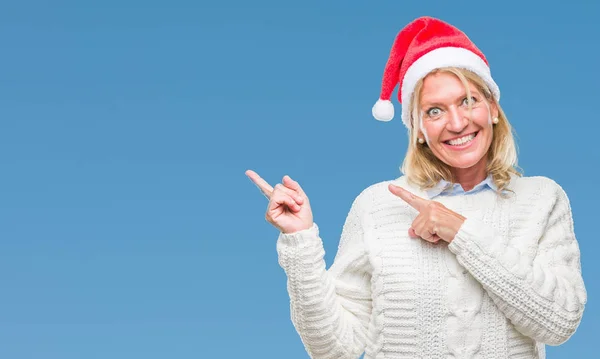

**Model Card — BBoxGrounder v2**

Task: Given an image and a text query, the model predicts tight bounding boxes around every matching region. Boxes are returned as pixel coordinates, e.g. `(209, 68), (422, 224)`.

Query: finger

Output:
(272, 191), (301, 213)
(419, 226), (434, 241)
(274, 184), (304, 205)
(416, 217), (436, 242)
(410, 213), (426, 238)
(409, 214), (439, 243)
(423, 227), (437, 242)
(409, 227), (439, 242)
(413, 214), (436, 242)
(388, 183), (429, 211)
(282, 175), (306, 197)
(246, 169), (274, 198)
(408, 227), (418, 238)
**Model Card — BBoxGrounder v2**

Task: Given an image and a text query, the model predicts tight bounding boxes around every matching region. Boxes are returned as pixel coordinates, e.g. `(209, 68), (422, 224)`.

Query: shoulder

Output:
(510, 174), (569, 200)
(509, 175), (573, 216)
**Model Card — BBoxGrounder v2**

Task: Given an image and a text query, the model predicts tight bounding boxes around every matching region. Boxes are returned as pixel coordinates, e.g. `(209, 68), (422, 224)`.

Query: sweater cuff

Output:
(448, 217), (492, 256)
(277, 223), (320, 247)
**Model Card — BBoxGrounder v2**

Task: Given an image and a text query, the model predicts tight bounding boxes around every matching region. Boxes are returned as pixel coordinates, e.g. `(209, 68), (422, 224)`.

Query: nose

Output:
(446, 106), (469, 132)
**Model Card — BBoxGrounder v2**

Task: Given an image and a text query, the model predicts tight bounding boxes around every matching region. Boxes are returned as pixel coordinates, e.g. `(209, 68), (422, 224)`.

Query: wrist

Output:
(448, 215), (466, 243)
(282, 222), (315, 234)
(278, 223), (319, 247)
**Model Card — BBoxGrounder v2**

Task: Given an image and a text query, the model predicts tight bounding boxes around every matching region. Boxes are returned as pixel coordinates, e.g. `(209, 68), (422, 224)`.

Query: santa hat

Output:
(372, 16), (500, 128)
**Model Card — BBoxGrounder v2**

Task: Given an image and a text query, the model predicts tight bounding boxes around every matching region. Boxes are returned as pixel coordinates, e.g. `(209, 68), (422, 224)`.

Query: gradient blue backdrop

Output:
(0, 1), (597, 358)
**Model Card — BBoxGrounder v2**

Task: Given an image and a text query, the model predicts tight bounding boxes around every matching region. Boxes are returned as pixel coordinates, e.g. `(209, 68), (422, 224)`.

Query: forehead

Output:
(420, 72), (480, 104)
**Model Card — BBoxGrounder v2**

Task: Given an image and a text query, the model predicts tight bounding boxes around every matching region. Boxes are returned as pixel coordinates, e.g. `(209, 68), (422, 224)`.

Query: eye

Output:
(461, 96), (478, 107)
(426, 107), (443, 119)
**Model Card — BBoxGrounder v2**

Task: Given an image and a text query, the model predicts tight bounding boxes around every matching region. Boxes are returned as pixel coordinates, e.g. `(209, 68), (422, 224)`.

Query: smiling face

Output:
(416, 70), (498, 177)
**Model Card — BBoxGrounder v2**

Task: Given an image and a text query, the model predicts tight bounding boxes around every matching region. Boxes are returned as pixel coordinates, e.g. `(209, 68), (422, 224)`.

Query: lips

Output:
(441, 131), (480, 151)
(443, 131), (478, 146)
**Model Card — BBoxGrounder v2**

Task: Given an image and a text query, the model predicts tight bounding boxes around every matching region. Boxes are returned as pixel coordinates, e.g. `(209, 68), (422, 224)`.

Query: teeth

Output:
(447, 133), (475, 146)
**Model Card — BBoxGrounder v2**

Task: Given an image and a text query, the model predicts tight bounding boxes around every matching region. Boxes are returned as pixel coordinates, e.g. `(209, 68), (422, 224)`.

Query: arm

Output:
(448, 182), (587, 345)
(276, 192), (372, 359)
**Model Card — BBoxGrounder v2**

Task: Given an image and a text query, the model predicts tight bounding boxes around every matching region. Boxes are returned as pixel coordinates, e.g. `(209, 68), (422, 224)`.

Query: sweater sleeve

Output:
(276, 193), (372, 359)
(447, 181), (587, 345)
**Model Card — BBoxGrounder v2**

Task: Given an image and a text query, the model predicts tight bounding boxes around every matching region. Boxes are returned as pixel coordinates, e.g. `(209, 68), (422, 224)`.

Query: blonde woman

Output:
(246, 16), (586, 359)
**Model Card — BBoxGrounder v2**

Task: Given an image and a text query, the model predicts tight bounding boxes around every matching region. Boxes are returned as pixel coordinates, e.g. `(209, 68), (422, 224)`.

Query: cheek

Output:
(472, 106), (492, 127)
(422, 122), (445, 141)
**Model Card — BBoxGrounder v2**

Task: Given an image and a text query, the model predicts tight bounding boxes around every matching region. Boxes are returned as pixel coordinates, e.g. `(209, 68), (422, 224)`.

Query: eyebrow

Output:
(421, 90), (482, 107)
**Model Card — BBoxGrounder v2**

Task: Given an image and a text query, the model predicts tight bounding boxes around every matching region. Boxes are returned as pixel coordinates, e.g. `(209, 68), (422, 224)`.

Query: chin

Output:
(438, 152), (486, 169)
(434, 136), (491, 170)
(446, 160), (482, 169)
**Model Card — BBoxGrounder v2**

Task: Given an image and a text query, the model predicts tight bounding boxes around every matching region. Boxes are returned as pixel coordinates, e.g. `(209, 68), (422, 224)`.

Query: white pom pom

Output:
(372, 99), (394, 122)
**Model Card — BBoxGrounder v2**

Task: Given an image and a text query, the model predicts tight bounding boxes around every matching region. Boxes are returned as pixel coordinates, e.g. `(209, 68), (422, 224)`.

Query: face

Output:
(417, 71), (498, 171)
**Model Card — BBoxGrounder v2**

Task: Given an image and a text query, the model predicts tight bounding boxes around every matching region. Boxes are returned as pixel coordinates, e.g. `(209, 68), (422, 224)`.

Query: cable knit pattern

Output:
(276, 175), (586, 359)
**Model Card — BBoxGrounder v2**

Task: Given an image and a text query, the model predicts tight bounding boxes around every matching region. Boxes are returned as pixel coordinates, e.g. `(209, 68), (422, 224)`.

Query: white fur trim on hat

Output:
(400, 47), (500, 129)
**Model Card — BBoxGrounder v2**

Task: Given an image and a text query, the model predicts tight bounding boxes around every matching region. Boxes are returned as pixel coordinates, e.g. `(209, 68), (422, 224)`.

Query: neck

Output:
(450, 157), (488, 192)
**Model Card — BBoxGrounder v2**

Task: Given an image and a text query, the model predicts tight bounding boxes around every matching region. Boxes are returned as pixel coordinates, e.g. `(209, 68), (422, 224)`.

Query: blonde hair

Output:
(401, 67), (522, 195)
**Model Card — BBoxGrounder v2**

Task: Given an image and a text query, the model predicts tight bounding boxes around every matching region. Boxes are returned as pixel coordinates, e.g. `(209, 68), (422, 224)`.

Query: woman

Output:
(245, 16), (586, 359)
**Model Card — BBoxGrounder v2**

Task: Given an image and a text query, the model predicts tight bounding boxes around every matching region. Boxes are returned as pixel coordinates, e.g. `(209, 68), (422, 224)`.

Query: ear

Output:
(490, 101), (499, 120)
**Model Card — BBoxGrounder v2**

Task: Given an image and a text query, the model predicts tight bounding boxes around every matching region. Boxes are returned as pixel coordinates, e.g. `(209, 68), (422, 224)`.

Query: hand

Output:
(388, 183), (466, 243)
(245, 169), (314, 234)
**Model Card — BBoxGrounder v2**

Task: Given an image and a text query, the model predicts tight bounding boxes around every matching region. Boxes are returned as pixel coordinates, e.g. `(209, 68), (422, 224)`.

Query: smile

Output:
(443, 131), (479, 148)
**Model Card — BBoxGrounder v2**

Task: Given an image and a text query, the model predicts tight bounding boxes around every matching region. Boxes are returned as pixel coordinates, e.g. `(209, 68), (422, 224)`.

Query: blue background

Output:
(0, 0), (597, 358)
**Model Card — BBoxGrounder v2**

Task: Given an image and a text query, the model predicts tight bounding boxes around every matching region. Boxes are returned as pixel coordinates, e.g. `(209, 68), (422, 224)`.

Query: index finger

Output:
(246, 169), (274, 198)
(388, 183), (428, 211)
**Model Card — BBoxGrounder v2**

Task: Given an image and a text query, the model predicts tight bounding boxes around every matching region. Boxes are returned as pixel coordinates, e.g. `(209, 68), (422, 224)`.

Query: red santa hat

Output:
(372, 16), (500, 128)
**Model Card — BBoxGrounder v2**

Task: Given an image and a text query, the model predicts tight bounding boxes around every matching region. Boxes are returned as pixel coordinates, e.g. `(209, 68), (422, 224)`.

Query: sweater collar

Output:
(425, 174), (497, 199)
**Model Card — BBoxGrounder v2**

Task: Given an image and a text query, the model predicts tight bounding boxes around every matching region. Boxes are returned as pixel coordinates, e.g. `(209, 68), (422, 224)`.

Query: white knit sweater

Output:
(276, 174), (587, 359)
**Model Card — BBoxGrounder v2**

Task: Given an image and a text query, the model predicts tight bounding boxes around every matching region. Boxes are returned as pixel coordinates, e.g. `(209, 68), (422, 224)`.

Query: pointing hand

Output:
(388, 183), (465, 243)
(246, 169), (314, 234)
